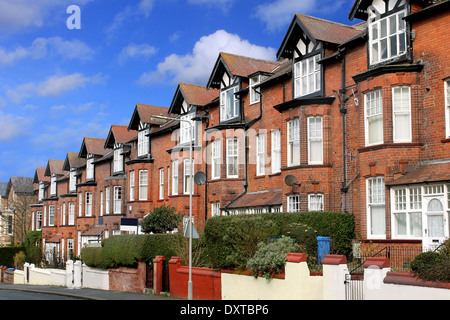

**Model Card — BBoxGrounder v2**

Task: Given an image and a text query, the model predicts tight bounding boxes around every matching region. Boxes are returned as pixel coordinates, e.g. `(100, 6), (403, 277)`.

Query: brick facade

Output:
(29, 0), (449, 261)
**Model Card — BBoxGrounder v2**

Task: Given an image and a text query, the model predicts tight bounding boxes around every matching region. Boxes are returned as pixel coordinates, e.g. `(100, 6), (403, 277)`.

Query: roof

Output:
(387, 161), (450, 186)
(79, 137), (109, 158)
(207, 52), (281, 89)
(104, 124), (138, 148)
(169, 82), (219, 115)
(128, 104), (170, 131)
(277, 13), (363, 59)
(226, 189), (282, 209)
(81, 226), (103, 236)
(45, 159), (65, 177)
(6, 177), (34, 195)
(63, 152), (85, 171)
(33, 167), (50, 183)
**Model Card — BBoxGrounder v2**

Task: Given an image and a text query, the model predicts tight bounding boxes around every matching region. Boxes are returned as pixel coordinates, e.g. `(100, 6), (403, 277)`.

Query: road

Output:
(0, 289), (80, 300)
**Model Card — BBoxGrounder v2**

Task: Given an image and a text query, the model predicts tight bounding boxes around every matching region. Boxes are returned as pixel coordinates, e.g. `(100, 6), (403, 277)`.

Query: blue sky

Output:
(0, 0), (359, 182)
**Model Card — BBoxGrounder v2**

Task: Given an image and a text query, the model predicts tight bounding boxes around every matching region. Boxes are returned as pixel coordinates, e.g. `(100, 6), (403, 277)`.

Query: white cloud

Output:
(118, 43), (158, 64)
(6, 73), (104, 104)
(0, 111), (33, 142)
(0, 36), (94, 66)
(138, 29), (276, 86)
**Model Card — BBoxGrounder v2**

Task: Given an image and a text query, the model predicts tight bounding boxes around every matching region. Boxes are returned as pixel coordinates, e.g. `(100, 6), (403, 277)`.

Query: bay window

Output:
(287, 119), (300, 166)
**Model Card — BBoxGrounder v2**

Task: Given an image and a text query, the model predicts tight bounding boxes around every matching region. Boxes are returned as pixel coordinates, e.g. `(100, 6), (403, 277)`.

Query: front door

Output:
(423, 197), (448, 251)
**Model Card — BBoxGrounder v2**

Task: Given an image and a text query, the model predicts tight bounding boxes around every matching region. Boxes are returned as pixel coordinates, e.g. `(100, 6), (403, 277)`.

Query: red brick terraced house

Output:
(28, 0), (449, 262)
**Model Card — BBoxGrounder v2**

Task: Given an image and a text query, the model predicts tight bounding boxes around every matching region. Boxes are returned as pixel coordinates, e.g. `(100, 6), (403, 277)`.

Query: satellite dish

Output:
(284, 175), (298, 186)
(194, 171), (207, 185)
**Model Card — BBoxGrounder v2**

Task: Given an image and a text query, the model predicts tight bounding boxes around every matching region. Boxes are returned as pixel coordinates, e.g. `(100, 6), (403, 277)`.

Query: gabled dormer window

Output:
(50, 175), (57, 197)
(138, 127), (150, 158)
(69, 169), (77, 193)
(113, 147), (124, 173)
(368, 8), (407, 66)
(86, 155), (94, 181)
(250, 75), (266, 105)
(39, 182), (45, 201)
(294, 54), (321, 98)
(220, 86), (239, 122)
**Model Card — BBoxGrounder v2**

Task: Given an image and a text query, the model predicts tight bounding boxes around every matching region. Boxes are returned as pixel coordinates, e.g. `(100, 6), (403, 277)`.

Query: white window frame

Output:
(78, 192), (82, 217)
(62, 203), (66, 225)
(139, 170), (148, 201)
(86, 155), (94, 181)
(113, 148), (123, 173)
(113, 186), (122, 214)
(105, 187), (110, 215)
(369, 9), (407, 65)
(308, 116), (323, 165)
(48, 205), (55, 226)
(308, 194), (324, 211)
(364, 90), (383, 146)
(138, 128), (150, 157)
(392, 86), (412, 143)
(294, 54), (321, 98)
(211, 140), (221, 180)
(172, 160), (179, 195)
(287, 118), (300, 166)
(256, 133), (266, 176)
(367, 177), (386, 239)
(226, 138), (239, 178)
(129, 171), (135, 201)
(391, 186), (423, 239)
(50, 175), (57, 197)
(85, 192), (92, 217)
(184, 160), (193, 195)
(250, 75), (262, 105)
(180, 112), (195, 145)
(36, 211), (42, 230)
(212, 202), (221, 217)
(68, 203), (75, 225)
(271, 130), (281, 174)
(100, 191), (104, 216)
(220, 86), (239, 122)
(159, 168), (164, 200)
(39, 182), (45, 201)
(445, 79), (450, 138)
(69, 169), (77, 193)
(287, 194), (301, 213)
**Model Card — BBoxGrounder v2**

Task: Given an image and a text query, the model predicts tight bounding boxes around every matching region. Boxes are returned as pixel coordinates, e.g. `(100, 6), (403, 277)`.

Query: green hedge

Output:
(204, 211), (355, 269)
(0, 247), (25, 268)
(81, 233), (177, 269)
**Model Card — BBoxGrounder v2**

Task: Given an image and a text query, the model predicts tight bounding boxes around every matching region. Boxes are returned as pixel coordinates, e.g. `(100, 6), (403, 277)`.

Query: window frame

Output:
(85, 192), (92, 217)
(368, 9), (407, 66)
(293, 54), (321, 98)
(184, 159), (193, 195)
(159, 168), (164, 200)
(287, 118), (300, 166)
(250, 75), (263, 105)
(138, 128), (150, 158)
(308, 194), (324, 211)
(113, 186), (122, 214)
(445, 79), (450, 138)
(226, 138), (239, 178)
(113, 147), (124, 173)
(364, 89), (384, 146)
(211, 140), (221, 180)
(220, 86), (239, 122)
(271, 129), (281, 174)
(366, 176), (386, 239)
(139, 170), (148, 201)
(287, 194), (301, 213)
(256, 133), (266, 176)
(392, 86), (412, 143)
(48, 205), (55, 226)
(172, 160), (179, 195)
(307, 116), (323, 165)
(129, 171), (135, 201)
(86, 155), (95, 181)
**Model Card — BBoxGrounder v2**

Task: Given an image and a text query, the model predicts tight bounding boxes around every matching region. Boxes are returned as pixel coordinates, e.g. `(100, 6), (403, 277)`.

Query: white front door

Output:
(423, 196), (448, 251)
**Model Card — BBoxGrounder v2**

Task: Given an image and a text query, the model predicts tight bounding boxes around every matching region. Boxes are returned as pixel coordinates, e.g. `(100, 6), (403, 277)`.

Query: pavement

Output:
(0, 283), (179, 300)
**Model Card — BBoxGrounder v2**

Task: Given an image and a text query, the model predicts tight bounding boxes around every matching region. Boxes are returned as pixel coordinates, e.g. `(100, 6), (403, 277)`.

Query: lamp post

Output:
(151, 114), (194, 300)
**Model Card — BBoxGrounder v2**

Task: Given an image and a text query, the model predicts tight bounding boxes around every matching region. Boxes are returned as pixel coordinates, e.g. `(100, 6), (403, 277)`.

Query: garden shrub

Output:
(141, 205), (182, 234)
(24, 231), (42, 265)
(246, 236), (302, 279)
(0, 247), (25, 268)
(410, 239), (450, 282)
(282, 222), (317, 258)
(204, 211), (354, 269)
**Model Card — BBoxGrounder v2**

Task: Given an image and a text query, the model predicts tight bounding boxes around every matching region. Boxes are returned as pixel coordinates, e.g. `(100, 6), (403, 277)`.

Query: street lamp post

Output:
(151, 115), (194, 300)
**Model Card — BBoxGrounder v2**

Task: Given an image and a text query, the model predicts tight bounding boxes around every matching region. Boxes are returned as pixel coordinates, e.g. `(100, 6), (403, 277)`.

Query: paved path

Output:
(0, 283), (178, 300)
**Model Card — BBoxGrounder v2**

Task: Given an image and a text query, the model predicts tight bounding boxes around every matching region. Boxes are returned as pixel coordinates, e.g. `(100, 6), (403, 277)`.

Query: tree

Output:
(141, 205), (182, 234)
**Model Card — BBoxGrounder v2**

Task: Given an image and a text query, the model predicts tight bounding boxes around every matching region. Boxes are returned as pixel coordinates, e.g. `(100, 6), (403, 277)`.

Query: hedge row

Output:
(0, 247), (25, 268)
(81, 233), (177, 269)
(204, 211), (355, 269)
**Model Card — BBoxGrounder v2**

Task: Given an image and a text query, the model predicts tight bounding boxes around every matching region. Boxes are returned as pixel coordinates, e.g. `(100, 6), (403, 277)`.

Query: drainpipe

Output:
(339, 49), (348, 213)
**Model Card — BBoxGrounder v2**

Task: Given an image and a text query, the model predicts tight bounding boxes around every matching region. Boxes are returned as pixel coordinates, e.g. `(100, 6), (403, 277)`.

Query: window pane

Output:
(410, 212), (423, 237)
(371, 205), (386, 235)
(396, 213), (407, 236)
